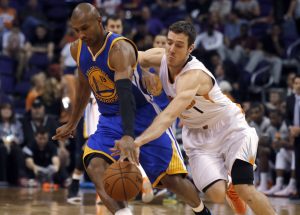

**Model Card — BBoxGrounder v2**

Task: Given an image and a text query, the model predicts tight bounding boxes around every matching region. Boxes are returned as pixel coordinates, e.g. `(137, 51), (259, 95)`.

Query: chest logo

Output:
(87, 66), (117, 103)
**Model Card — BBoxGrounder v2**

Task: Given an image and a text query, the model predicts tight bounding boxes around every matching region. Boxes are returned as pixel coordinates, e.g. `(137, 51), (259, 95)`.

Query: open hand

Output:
(110, 135), (140, 165)
(52, 124), (76, 141)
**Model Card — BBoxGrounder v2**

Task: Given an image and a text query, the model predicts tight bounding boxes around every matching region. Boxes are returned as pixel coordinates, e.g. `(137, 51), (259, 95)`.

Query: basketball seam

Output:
(103, 171), (140, 181)
(119, 162), (128, 201)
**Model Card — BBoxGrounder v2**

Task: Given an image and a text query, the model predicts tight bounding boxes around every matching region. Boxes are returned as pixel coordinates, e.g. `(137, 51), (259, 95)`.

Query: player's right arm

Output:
(52, 40), (91, 140)
(138, 48), (165, 72)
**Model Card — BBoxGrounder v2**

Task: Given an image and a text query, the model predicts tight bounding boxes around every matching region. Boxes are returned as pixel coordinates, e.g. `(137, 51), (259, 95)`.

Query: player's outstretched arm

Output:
(138, 48), (165, 72)
(135, 69), (212, 147)
(109, 40), (139, 164)
(53, 40), (91, 140)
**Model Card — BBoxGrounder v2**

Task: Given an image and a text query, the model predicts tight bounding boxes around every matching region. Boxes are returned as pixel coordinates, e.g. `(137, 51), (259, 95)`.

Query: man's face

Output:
(166, 31), (191, 67)
(153, 35), (167, 48)
(293, 77), (300, 95)
(250, 107), (263, 122)
(106, 19), (123, 35)
(71, 16), (102, 47)
(31, 105), (45, 120)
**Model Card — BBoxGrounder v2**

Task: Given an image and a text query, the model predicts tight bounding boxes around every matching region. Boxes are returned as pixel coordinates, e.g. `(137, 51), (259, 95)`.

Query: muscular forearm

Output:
(135, 112), (174, 146)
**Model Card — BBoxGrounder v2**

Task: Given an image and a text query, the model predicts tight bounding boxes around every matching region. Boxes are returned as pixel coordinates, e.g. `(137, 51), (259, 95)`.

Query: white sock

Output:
(260, 172), (268, 188)
(275, 177), (284, 186)
(72, 173), (82, 180)
(115, 207), (132, 215)
(192, 201), (204, 212)
(289, 178), (296, 187)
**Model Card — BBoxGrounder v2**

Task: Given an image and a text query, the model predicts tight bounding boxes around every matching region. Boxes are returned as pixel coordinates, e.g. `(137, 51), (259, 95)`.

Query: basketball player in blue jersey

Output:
(52, 3), (210, 215)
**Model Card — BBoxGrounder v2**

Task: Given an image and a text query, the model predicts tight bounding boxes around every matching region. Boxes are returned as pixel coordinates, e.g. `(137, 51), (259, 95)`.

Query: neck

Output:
(89, 30), (107, 55)
(168, 55), (190, 77)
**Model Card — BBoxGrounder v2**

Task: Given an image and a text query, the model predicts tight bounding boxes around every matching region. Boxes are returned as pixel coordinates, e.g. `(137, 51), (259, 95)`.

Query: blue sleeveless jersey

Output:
(78, 32), (187, 186)
(77, 32), (151, 115)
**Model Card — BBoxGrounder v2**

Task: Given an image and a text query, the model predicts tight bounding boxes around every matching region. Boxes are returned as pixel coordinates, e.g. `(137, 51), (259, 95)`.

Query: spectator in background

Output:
(23, 127), (67, 186)
(153, 34), (167, 48)
(41, 77), (63, 119)
(95, 0), (121, 16)
(104, 14), (123, 35)
(224, 10), (244, 41)
(286, 74), (300, 200)
(0, 0), (17, 33)
(0, 103), (25, 185)
(24, 24), (54, 67)
(195, 22), (224, 59)
(264, 110), (296, 197)
(22, 97), (58, 148)
(59, 21), (77, 75)
(265, 89), (284, 112)
(25, 72), (46, 112)
(234, 0), (260, 20)
(284, 0), (300, 36)
(209, 0), (232, 20)
(155, 0), (186, 26)
(140, 6), (165, 36)
(2, 23), (26, 80)
(286, 71), (296, 96)
(226, 23), (259, 65)
(248, 103), (271, 192)
(19, 0), (47, 40)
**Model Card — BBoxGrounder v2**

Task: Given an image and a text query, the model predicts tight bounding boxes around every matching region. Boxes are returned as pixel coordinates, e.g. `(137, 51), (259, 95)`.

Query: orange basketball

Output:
(103, 161), (143, 201)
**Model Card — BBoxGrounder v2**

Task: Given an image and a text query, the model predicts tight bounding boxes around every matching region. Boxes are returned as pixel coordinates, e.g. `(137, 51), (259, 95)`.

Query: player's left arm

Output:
(135, 69), (211, 147)
(109, 40), (139, 164)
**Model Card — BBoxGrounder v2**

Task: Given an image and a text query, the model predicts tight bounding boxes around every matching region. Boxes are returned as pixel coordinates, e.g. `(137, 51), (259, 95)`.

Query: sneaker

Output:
(226, 183), (247, 215)
(193, 205), (211, 215)
(256, 184), (268, 193)
(264, 184), (283, 196)
(150, 188), (169, 204)
(274, 185), (296, 197)
(67, 180), (82, 204)
(96, 194), (102, 204)
(142, 178), (154, 203)
(289, 193), (300, 202)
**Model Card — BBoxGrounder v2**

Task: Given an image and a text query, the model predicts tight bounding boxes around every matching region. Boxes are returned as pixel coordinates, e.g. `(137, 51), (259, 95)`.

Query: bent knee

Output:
(205, 182), (226, 203)
(234, 184), (256, 202)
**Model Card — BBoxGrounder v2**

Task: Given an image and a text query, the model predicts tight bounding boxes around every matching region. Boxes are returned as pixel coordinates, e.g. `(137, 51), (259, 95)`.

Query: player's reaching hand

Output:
(52, 123), (76, 141)
(111, 135), (140, 165)
(141, 70), (162, 96)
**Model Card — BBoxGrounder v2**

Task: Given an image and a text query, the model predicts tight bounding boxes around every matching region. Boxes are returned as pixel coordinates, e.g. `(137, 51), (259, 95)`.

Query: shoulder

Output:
(110, 39), (136, 54)
(70, 39), (81, 60)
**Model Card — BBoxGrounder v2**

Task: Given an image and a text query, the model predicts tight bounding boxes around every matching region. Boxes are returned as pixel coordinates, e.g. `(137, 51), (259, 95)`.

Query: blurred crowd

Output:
(0, 0), (300, 200)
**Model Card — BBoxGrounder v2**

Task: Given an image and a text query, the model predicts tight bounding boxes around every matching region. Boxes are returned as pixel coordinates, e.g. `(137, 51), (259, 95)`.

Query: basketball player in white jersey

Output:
(120, 21), (277, 215)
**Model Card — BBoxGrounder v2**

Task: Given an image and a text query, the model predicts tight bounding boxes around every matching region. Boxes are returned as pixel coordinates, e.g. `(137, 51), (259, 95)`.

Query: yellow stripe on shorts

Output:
(153, 141), (188, 187)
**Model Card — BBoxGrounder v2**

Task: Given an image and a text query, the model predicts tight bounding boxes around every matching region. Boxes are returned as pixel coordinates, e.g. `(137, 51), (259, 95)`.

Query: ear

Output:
(188, 44), (195, 54)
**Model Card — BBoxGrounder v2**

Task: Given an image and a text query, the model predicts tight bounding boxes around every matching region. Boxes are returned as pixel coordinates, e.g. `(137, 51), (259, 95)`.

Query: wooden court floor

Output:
(0, 187), (299, 215)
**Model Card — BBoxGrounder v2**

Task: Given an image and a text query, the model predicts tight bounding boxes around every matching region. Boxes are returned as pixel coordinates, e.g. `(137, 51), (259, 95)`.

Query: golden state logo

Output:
(87, 66), (118, 103)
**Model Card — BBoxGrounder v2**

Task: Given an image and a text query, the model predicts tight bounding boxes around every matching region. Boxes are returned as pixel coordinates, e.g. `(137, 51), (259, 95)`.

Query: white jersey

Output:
(159, 54), (243, 129)
(159, 54), (258, 191)
(84, 93), (100, 137)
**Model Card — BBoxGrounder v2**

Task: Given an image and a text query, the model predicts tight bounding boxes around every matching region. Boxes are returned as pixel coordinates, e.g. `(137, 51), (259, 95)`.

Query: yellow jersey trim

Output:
(152, 141), (188, 188)
(82, 144), (116, 170)
(76, 39), (82, 67)
(87, 32), (113, 62)
(107, 37), (138, 72)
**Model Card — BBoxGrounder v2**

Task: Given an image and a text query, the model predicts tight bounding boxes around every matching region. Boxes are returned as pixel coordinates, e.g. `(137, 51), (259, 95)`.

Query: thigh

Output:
(189, 153), (227, 192)
(140, 128), (187, 188)
(224, 125), (258, 173)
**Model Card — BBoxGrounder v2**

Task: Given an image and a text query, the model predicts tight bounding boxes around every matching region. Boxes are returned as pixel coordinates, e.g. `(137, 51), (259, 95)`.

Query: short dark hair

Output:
(104, 14), (122, 26)
(35, 126), (49, 136)
(168, 21), (196, 46)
